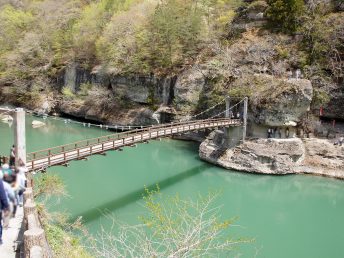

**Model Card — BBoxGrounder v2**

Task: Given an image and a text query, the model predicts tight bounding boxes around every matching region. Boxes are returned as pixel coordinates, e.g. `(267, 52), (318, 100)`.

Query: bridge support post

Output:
(224, 96), (231, 146)
(225, 96), (230, 118)
(14, 108), (26, 168)
(242, 97), (248, 143)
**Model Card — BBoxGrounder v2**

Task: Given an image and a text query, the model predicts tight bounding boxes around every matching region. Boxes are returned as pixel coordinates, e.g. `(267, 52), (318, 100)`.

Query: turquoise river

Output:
(1, 115), (344, 257)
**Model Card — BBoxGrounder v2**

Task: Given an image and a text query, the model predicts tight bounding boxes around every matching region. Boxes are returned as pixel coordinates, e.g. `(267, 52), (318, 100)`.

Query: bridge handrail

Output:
(27, 118), (238, 160)
(27, 118), (240, 161)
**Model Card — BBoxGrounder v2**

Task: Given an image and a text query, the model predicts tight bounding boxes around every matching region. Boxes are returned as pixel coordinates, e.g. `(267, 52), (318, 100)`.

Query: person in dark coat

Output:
(9, 145), (15, 167)
(0, 178), (10, 245)
(286, 127), (290, 138)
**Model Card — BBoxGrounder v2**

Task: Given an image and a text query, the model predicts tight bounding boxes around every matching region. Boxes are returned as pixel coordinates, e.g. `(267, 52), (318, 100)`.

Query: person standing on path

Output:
(9, 145), (15, 167)
(278, 128), (282, 138)
(0, 177), (10, 245)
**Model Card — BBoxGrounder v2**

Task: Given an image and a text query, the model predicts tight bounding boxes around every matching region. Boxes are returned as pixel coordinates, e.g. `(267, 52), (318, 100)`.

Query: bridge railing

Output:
(26, 118), (240, 163)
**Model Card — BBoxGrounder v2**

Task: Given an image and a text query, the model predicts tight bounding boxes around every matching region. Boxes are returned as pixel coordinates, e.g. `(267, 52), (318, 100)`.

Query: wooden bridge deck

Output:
(26, 118), (241, 171)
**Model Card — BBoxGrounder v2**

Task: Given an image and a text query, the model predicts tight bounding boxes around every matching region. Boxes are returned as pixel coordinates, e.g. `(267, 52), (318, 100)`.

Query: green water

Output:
(1, 116), (344, 257)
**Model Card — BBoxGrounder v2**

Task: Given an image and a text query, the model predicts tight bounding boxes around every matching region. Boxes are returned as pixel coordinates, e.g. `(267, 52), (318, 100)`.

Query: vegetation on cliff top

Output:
(0, 0), (241, 81)
(0, 0), (342, 116)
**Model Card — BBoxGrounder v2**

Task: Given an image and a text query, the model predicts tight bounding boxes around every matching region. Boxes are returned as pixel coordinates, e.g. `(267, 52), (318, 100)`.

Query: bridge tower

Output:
(225, 96), (248, 145)
(242, 97), (248, 143)
(14, 108), (26, 167)
(224, 96), (231, 146)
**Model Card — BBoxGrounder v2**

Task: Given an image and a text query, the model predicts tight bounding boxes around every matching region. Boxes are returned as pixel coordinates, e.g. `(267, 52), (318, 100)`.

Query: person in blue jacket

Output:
(0, 178), (10, 245)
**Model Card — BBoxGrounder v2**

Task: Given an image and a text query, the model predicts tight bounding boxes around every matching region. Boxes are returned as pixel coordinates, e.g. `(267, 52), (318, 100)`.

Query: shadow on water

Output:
(70, 163), (210, 223)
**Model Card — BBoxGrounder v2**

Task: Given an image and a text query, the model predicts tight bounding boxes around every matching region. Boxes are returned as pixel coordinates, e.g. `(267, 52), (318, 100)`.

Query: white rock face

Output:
(174, 68), (205, 110)
(200, 131), (305, 174)
(200, 130), (344, 178)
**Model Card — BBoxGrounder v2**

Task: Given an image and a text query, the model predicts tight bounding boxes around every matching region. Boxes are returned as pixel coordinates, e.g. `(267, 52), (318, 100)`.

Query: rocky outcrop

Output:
(59, 100), (158, 125)
(225, 74), (314, 127)
(59, 64), (176, 106)
(297, 138), (344, 178)
(54, 65), (180, 124)
(200, 130), (344, 178)
(109, 75), (176, 105)
(200, 130), (305, 174)
(174, 68), (206, 112)
(247, 75), (313, 126)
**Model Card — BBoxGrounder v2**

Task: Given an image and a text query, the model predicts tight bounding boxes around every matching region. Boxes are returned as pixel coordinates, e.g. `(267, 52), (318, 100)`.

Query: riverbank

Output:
(199, 130), (344, 180)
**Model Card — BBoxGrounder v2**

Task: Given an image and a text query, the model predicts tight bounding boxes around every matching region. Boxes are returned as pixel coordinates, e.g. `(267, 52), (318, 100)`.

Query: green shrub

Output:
(266, 0), (305, 33)
(62, 86), (75, 99)
(312, 88), (330, 108)
(276, 45), (289, 59)
(78, 83), (93, 97)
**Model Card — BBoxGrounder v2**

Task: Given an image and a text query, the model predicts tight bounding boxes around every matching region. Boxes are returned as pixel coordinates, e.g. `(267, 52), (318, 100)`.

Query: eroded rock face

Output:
(59, 65), (177, 106)
(59, 100), (158, 125)
(200, 130), (344, 178)
(248, 75), (313, 126)
(298, 138), (344, 177)
(110, 76), (176, 105)
(200, 131), (305, 174)
(174, 68), (206, 111)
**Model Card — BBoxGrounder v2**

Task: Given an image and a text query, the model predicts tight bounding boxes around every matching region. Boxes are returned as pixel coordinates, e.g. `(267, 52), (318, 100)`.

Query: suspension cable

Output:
(209, 98), (245, 119)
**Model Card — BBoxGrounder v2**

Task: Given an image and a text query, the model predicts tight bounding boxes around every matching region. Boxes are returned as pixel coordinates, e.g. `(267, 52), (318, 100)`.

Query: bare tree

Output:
(87, 189), (250, 258)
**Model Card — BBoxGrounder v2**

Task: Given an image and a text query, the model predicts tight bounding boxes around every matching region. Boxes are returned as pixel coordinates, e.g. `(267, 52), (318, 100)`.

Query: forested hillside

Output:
(0, 0), (239, 78)
(0, 0), (343, 125)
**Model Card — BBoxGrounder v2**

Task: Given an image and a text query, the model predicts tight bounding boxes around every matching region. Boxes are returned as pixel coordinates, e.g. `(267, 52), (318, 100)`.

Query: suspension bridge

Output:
(2, 97), (248, 172)
(1, 97), (247, 258)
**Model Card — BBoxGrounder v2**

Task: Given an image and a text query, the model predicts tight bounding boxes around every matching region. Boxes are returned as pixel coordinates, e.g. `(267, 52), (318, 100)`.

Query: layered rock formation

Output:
(200, 130), (344, 179)
(247, 75), (313, 126)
